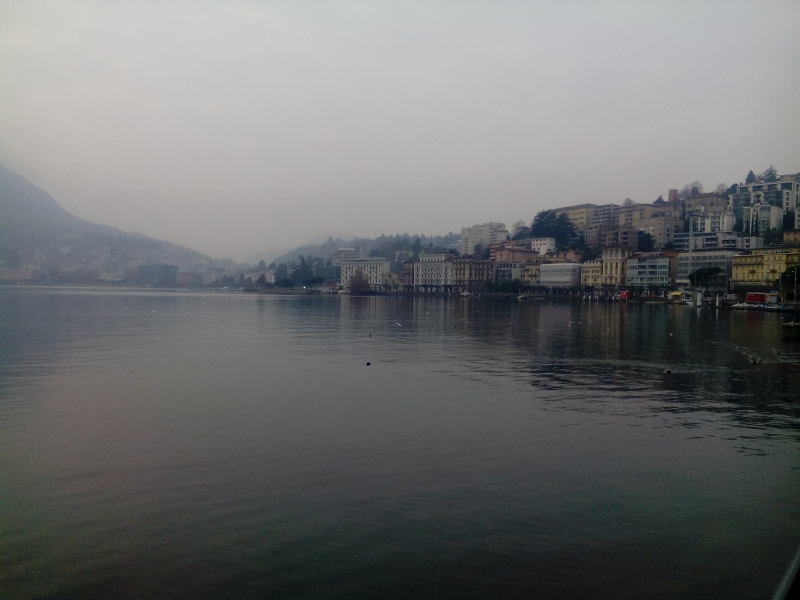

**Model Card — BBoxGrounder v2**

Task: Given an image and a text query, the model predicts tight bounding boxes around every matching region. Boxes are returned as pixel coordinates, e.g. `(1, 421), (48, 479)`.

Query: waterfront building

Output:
(0, 270), (36, 282)
(413, 253), (454, 292)
(601, 247), (634, 287)
(581, 261), (603, 289)
(453, 258), (493, 293)
(675, 249), (739, 288)
(460, 222), (509, 256)
(523, 263), (541, 286)
(539, 263), (582, 289)
(495, 262), (527, 283)
(341, 258), (389, 289)
(731, 246), (800, 291)
(626, 252), (677, 291)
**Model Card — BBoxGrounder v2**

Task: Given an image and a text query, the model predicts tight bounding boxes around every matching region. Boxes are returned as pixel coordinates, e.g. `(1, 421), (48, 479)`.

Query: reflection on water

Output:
(1, 288), (799, 599)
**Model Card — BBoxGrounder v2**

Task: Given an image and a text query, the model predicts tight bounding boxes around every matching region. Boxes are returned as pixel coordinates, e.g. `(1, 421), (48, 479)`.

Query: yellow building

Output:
(784, 230), (800, 244)
(581, 261), (602, 288)
(732, 247), (800, 289)
(523, 263), (541, 286)
(552, 204), (596, 232)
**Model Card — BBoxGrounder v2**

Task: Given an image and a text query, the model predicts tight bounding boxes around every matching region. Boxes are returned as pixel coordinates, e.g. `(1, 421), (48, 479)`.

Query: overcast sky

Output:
(2, 1), (799, 261)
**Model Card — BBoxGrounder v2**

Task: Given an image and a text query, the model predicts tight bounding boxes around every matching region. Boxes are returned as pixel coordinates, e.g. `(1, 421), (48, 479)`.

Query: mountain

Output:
(0, 163), (235, 279)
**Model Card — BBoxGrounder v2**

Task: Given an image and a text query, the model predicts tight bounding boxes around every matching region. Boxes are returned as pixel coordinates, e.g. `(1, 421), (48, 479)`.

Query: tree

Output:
(268, 262), (277, 270)
(531, 211), (576, 250)
(274, 263), (288, 282)
(688, 267), (722, 290)
(257, 260), (267, 271)
(653, 195), (665, 205)
(746, 170), (757, 184)
(291, 256), (314, 286)
(725, 183), (738, 196)
(306, 276), (325, 290)
(623, 198), (634, 206)
(349, 270), (372, 294)
(780, 266), (800, 300)
(276, 278), (293, 288)
(714, 183), (728, 195)
(411, 238), (422, 259)
(762, 166), (778, 183)
(763, 228), (782, 246)
(677, 181), (704, 199)
(637, 231), (655, 252)
(663, 241), (675, 251)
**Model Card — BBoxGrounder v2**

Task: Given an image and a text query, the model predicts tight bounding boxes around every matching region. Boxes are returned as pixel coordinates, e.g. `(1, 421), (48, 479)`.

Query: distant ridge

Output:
(0, 163), (234, 272)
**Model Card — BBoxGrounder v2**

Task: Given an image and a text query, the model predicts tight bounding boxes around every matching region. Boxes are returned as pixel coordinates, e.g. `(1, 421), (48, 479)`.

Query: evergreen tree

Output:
(762, 165), (778, 182)
(745, 170), (757, 184)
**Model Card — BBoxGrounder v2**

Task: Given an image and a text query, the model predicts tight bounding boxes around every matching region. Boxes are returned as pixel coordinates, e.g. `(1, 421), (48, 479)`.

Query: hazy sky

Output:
(2, 1), (799, 261)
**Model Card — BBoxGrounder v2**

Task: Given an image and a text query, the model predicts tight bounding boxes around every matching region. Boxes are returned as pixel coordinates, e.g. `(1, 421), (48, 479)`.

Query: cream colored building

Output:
(413, 253), (455, 292)
(732, 247), (800, 290)
(341, 258), (389, 289)
(601, 247), (634, 287)
(581, 261), (602, 288)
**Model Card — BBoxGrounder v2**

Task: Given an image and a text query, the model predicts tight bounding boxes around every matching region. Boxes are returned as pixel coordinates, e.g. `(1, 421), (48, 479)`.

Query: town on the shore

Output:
(258, 167), (800, 305)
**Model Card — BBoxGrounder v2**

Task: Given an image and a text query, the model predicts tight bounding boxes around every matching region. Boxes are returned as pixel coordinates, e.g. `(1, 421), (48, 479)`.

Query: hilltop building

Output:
(460, 223), (509, 256)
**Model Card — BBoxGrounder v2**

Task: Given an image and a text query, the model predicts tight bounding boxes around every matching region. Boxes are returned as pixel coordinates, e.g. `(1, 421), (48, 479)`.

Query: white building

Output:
(690, 209), (735, 233)
(676, 249), (739, 286)
(626, 253), (674, 289)
(530, 237), (556, 254)
(341, 258), (389, 289)
(413, 253), (454, 291)
(539, 263), (581, 288)
(460, 222), (509, 256)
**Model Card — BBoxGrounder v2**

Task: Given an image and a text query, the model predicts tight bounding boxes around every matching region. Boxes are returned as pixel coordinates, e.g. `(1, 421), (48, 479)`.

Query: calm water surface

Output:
(1, 287), (799, 599)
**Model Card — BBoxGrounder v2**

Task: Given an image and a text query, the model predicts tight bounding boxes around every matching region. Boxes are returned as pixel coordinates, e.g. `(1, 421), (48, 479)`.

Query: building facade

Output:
(731, 247), (800, 290)
(539, 263), (582, 288)
(460, 222), (509, 256)
(601, 247), (634, 287)
(626, 252), (676, 290)
(675, 249), (739, 288)
(413, 253), (454, 292)
(581, 261), (602, 289)
(341, 258), (389, 288)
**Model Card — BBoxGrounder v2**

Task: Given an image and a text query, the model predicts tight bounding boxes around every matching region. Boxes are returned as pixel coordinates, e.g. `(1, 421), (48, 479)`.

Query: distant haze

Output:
(2, 2), (799, 261)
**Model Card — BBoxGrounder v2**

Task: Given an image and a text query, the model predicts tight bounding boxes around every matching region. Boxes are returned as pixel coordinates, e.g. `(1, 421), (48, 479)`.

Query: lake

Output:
(1, 287), (798, 599)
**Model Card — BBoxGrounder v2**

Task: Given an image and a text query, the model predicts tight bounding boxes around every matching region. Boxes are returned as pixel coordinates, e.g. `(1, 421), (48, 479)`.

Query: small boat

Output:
(731, 303), (750, 309)
(460, 291), (472, 297)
